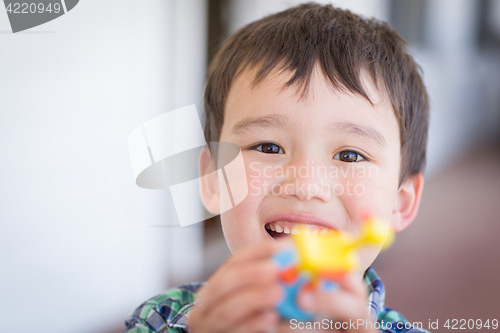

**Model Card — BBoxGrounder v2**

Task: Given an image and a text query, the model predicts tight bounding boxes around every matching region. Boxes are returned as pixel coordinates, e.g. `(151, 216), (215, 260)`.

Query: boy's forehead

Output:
(225, 64), (395, 127)
(228, 64), (392, 112)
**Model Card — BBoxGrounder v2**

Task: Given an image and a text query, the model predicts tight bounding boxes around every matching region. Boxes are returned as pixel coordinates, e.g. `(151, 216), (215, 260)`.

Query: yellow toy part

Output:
(292, 216), (394, 283)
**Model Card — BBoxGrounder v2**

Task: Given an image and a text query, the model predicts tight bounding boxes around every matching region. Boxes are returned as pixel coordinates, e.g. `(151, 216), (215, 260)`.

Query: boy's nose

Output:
(274, 157), (334, 202)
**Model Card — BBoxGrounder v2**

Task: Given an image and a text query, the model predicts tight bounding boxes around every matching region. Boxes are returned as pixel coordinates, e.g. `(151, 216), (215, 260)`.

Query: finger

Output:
(232, 310), (280, 333)
(195, 259), (279, 315)
(315, 289), (370, 322)
(196, 240), (287, 312)
(203, 282), (282, 332)
(335, 273), (367, 300)
(296, 278), (369, 322)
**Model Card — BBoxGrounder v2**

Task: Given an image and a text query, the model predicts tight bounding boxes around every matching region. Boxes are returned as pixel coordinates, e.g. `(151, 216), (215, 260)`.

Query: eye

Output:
(333, 150), (366, 162)
(251, 142), (285, 154)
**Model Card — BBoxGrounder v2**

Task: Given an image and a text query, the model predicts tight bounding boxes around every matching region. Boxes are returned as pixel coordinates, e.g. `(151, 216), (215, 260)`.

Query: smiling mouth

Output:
(265, 221), (334, 239)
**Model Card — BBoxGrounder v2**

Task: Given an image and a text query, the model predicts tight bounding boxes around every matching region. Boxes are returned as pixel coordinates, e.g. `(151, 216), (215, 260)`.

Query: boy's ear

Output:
(391, 173), (425, 232)
(199, 146), (221, 215)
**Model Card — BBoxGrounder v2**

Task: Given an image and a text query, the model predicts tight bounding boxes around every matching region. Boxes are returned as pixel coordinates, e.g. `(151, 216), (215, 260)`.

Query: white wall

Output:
(0, 1), (206, 332)
(226, 0), (389, 35)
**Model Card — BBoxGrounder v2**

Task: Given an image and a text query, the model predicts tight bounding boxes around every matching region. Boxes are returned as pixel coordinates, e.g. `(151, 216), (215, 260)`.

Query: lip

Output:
(264, 211), (336, 230)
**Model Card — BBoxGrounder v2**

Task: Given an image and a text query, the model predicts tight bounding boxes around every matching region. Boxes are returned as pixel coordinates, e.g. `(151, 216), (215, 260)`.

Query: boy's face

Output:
(215, 65), (401, 273)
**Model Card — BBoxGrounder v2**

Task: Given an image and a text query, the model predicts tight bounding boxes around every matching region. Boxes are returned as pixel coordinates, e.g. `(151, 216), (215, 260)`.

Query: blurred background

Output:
(0, 1), (499, 332)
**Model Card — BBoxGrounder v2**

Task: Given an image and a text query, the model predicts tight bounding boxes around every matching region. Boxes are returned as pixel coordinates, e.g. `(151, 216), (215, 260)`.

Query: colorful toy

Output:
(272, 216), (395, 321)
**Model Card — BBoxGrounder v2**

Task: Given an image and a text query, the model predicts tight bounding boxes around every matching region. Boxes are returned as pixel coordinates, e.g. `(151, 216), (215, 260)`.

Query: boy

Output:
(124, 3), (429, 333)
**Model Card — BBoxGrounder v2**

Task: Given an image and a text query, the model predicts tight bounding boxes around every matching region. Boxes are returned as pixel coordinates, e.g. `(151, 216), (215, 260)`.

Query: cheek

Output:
(220, 205), (256, 253)
(337, 164), (398, 223)
(220, 161), (271, 251)
(246, 159), (283, 197)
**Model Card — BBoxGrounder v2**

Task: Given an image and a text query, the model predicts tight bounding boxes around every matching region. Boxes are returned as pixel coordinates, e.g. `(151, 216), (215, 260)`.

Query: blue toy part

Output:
(319, 278), (339, 292)
(272, 247), (315, 321)
(276, 273), (315, 321)
(272, 247), (297, 269)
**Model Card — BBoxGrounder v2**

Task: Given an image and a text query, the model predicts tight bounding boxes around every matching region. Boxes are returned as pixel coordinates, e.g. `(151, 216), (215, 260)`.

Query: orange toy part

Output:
(279, 266), (299, 283)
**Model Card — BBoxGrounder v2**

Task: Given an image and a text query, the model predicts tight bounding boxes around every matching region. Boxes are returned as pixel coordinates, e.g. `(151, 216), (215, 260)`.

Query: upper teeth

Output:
(265, 221), (332, 235)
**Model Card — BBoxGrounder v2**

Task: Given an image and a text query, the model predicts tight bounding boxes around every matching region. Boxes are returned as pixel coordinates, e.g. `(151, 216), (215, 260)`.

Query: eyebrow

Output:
(231, 114), (290, 135)
(231, 113), (386, 147)
(328, 121), (386, 147)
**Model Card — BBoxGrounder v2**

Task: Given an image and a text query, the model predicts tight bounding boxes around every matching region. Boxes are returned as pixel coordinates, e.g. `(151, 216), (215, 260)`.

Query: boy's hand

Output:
(277, 272), (377, 333)
(188, 241), (284, 333)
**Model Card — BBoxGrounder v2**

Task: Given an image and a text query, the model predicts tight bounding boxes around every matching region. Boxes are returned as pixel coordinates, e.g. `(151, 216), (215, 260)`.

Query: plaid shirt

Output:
(123, 266), (430, 333)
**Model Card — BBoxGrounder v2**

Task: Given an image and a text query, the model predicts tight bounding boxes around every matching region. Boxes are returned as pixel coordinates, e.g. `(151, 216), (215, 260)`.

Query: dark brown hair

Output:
(203, 2), (429, 185)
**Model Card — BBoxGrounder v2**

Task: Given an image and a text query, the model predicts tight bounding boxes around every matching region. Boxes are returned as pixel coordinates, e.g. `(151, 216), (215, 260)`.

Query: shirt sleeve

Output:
(123, 283), (203, 333)
(378, 307), (432, 333)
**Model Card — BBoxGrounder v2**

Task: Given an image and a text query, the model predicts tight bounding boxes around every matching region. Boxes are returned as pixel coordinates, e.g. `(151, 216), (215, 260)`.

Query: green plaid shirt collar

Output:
(124, 266), (429, 333)
(364, 267), (430, 332)
(365, 265), (387, 321)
